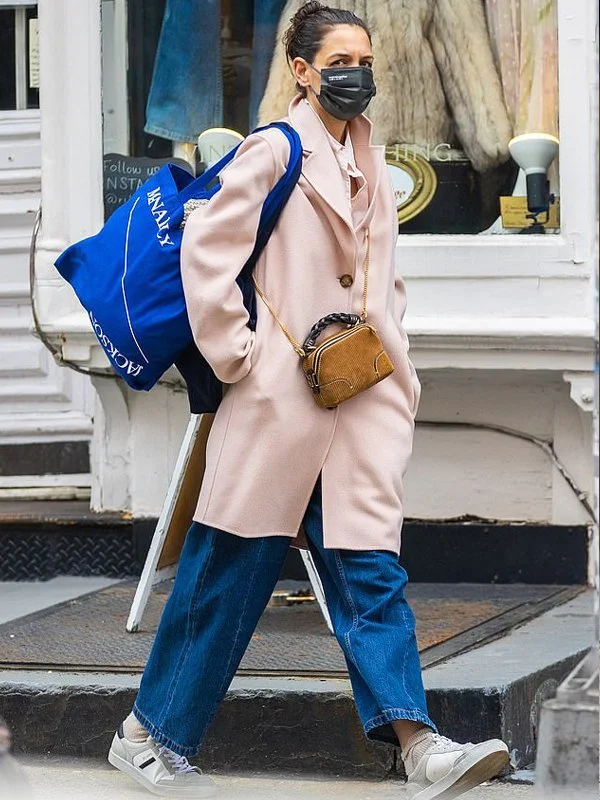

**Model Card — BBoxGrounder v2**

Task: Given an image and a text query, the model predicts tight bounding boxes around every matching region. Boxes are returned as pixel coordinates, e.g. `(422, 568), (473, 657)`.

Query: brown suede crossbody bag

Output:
(253, 230), (394, 409)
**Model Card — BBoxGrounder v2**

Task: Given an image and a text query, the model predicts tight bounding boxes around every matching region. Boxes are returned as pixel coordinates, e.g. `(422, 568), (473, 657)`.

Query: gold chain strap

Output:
(251, 279), (306, 356)
(252, 228), (371, 358)
(361, 228), (370, 323)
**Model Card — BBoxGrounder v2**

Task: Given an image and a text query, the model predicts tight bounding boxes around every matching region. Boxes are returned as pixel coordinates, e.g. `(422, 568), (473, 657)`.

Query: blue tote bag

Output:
(54, 122), (302, 412)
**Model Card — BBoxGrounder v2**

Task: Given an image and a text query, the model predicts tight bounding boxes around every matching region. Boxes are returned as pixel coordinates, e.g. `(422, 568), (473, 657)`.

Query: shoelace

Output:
(158, 745), (198, 775)
(429, 733), (474, 752)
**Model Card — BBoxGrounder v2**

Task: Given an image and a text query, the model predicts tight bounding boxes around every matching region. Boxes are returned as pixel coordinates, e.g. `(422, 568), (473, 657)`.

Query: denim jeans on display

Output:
(144, 0), (223, 142)
(249, 0), (288, 129)
(133, 479), (437, 757)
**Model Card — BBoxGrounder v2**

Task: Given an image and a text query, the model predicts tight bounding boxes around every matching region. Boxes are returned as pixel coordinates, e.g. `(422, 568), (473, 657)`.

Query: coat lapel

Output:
(300, 147), (352, 229)
(287, 96), (386, 248)
(288, 97), (354, 243)
(354, 143), (385, 231)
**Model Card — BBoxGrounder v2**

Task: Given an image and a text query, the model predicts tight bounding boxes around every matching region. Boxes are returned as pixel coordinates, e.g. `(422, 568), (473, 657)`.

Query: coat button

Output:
(339, 274), (354, 288)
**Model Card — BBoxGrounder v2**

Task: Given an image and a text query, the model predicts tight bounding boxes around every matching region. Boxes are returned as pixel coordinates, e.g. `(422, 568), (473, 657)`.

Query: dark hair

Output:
(283, 2), (372, 95)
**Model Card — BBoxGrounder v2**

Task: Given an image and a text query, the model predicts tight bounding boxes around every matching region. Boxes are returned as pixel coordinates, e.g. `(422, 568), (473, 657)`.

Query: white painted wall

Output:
(0, 109), (93, 458)
(90, 378), (189, 516)
(405, 371), (592, 525)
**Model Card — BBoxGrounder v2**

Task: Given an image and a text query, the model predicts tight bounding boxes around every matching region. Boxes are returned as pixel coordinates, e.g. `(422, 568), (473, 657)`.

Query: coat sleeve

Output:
(180, 132), (289, 384)
(429, 0), (513, 172)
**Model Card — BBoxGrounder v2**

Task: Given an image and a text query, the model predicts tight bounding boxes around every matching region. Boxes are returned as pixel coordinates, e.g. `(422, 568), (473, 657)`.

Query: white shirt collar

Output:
(326, 128), (356, 167)
(302, 98), (356, 166)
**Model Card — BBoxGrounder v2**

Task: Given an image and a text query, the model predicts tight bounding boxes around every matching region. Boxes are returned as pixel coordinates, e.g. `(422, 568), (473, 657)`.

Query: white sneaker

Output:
(404, 733), (509, 799)
(108, 724), (217, 797)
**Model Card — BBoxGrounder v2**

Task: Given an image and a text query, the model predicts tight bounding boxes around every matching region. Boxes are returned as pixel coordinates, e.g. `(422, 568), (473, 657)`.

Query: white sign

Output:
(29, 18), (39, 89)
(387, 162), (416, 211)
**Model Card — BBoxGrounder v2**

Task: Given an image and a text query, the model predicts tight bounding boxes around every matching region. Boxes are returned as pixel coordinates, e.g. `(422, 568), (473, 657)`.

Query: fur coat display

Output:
(258, 0), (513, 172)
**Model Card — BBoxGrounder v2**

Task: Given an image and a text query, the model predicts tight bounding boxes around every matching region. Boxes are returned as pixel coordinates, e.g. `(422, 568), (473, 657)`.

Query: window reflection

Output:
(101, 0), (560, 234)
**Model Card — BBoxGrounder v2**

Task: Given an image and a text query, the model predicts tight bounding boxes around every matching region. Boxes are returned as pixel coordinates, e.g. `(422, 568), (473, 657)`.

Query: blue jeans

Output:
(133, 480), (437, 756)
(249, 0), (288, 129)
(145, 0), (287, 139)
(145, 0), (223, 142)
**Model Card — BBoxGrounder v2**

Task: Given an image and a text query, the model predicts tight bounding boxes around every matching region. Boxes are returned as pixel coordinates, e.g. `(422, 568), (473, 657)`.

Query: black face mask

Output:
(308, 64), (376, 121)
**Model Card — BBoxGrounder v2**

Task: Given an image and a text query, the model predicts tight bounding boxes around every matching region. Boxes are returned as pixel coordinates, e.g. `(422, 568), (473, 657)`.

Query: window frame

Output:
(0, 0), (38, 112)
(395, 0), (596, 283)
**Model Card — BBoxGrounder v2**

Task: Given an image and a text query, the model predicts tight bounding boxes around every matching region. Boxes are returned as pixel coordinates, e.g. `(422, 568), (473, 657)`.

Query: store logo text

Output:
(90, 312), (144, 377)
(147, 187), (174, 247)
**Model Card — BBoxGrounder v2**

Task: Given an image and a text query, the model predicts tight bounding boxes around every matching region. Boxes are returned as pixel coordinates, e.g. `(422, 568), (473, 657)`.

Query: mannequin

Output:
(259, 0), (513, 173)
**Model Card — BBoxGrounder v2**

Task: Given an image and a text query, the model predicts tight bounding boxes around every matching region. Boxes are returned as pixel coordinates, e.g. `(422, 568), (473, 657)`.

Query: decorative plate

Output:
(385, 147), (438, 224)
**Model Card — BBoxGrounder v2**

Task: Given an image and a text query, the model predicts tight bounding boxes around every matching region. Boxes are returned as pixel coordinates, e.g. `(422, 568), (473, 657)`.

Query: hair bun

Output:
(291, 1), (326, 25)
(283, 1), (370, 77)
(284, 2), (327, 55)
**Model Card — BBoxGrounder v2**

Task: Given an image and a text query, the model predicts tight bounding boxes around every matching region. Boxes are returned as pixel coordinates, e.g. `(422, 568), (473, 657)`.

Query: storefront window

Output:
(100, 0), (560, 234)
(0, 1), (39, 111)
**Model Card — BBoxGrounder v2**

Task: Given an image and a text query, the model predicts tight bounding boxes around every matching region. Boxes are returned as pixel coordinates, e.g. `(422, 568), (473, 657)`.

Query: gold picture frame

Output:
(385, 147), (438, 224)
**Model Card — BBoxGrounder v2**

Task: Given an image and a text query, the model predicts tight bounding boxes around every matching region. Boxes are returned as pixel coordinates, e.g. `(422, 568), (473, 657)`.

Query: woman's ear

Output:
(291, 57), (313, 92)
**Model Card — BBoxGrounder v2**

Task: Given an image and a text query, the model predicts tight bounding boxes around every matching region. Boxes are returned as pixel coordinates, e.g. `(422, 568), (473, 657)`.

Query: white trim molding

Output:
(408, 316), (595, 372)
(0, 473), (91, 489)
(0, 111), (41, 192)
(0, 487), (91, 501)
(33, 0), (103, 336)
(0, 411), (93, 443)
(563, 372), (596, 413)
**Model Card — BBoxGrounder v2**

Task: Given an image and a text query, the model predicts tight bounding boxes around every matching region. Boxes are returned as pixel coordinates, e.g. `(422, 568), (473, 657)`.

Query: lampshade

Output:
(197, 127), (244, 168)
(508, 133), (559, 175)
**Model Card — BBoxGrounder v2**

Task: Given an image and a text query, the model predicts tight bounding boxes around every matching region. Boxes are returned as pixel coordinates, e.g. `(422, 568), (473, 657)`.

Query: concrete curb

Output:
(534, 650), (599, 798)
(0, 592), (593, 778)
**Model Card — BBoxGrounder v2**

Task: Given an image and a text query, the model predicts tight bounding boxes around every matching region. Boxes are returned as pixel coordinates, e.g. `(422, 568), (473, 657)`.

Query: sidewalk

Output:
(0, 574), (593, 780)
(15, 755), (536, 800)
(0, 576), (120, 625)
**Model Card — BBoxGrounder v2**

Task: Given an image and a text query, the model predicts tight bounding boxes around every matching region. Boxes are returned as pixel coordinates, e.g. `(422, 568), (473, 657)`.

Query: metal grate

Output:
(0, 532), (136, 580)
(0, 581), (583, 676)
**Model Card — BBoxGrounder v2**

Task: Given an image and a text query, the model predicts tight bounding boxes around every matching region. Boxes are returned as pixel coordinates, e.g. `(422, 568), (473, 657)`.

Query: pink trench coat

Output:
(180, 95), (421, 553)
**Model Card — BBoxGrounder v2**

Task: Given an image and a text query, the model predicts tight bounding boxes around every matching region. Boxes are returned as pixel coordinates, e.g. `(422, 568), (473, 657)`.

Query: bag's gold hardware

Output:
(253, 230), (392, 408)
(339, 274), (353, 288)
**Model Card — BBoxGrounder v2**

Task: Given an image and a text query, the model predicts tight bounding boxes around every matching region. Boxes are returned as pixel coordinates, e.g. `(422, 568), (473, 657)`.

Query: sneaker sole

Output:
(108, 745), (217, 798)
(410, 741), (510, 800)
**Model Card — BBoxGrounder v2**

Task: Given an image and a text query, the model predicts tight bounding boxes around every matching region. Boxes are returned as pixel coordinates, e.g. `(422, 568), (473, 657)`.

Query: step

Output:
(0, 501), (155, 580)
(0, 500), (589, 583)
(0, 591), (592, 778)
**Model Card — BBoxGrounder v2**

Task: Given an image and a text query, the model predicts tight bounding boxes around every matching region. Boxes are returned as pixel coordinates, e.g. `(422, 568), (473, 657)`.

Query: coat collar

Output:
(286, 95), (385, 239)
(288, 93), (375, 154)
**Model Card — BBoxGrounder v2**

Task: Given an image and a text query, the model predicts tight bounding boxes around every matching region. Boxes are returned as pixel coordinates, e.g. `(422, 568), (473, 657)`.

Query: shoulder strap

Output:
(178, 121), (302, 271)
(241, 121), (303, 276)
(177, 139), (240, 206)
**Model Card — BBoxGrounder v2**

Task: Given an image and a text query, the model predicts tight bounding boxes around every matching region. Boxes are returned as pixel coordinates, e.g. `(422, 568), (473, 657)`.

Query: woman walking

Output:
(108, 4), (510, 797)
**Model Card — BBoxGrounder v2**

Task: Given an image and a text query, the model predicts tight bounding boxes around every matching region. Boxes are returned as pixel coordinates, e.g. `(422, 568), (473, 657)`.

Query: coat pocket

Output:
(407, 357), (421, 417)
(385, 315), (421, 417)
